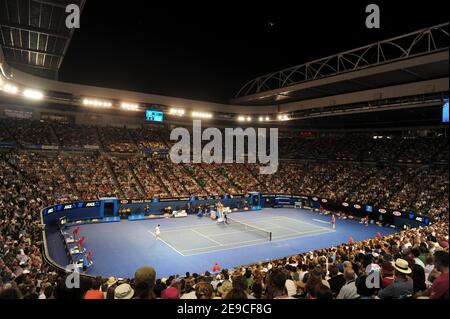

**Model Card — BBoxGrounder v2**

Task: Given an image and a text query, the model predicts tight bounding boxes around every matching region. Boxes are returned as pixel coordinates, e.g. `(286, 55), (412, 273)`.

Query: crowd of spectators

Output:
(52, 123), (99, 149)
(1, 217), (447, 299)
(2, 119), (58, 146)
(98, 126), (138, 153)
(0, 119), (448, 300)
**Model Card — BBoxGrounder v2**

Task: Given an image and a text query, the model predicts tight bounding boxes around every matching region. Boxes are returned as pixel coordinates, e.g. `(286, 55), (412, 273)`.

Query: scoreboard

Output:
(146, 109), (164, 122)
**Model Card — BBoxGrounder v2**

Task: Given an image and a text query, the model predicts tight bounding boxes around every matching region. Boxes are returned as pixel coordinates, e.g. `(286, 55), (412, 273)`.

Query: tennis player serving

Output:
(155, 224), (161, 240)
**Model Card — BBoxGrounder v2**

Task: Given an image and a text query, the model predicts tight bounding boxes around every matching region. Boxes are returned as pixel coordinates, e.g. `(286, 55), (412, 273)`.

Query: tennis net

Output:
(227, 217), (272, 241)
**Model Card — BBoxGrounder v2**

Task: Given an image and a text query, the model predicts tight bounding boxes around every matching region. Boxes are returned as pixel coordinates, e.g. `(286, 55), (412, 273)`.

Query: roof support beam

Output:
(2, 44), (63, 58)
(31, 0), (69, 9)
(0, 21), (69, 39)
(8, 60), (57, 71)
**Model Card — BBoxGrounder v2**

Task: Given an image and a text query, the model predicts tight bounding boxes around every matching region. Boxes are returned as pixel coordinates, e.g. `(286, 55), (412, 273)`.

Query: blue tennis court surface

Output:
(51, 208), (399, 278)
(149, 216), (334, 256)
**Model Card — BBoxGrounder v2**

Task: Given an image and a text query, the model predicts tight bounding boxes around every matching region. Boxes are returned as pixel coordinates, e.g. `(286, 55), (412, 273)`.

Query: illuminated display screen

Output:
(146, 110), (164, 122)
(443, 97), (449, 123)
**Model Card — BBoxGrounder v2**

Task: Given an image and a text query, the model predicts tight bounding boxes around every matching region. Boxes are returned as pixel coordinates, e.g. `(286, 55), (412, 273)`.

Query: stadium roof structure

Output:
(232, 23), (449, 106)
(0, 0), (85, 80)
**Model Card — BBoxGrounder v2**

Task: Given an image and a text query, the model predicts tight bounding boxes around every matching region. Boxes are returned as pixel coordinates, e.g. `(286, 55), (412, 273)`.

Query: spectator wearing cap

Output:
(114, 283), (134, 299)
(378, 258), (413, 299)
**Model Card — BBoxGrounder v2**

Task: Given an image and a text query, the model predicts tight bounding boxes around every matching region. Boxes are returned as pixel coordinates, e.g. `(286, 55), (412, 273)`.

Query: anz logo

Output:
(86, 202), (96, 207)
(63, 204), (74, 210)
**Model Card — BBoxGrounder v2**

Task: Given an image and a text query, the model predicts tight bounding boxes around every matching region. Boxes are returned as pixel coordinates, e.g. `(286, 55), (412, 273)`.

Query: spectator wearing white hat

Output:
(114, 283), (134, 299)
(378, 258), (413, 299)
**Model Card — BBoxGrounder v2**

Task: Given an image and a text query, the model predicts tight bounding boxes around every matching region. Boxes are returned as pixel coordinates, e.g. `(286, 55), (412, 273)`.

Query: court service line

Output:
(191, 229), (223, 246)
(313, 219), (331, 224)
(261, 220), (318, 235)
(147, 230), (185, 257)
(281, 216), (331, 231)
(153, 216), (289, 233)
(180, 228), (335, 256)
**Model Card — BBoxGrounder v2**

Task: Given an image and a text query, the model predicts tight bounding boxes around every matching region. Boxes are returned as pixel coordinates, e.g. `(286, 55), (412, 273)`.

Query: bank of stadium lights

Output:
(83, 98), (112, 108)
(258, 116), (271, 122)
(278, 114), (289, 121)
(120, 102), (140, 111)
(169, 108), (185, 116)
(191, 111), (212, 119)
(1, 83), (18, 95)
(23, 89), (44, 100)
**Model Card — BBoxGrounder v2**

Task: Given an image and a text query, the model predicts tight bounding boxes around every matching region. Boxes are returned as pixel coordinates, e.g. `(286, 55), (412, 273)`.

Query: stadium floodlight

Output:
(169, 108), (185, 116)
(265, 116), (270, 121)
(121, 102), (139, 111)
(191, 111), (212, 119)
(237, 116), (245, 122)
(2, 83), (18, 95)
(246, 117), (252, 122)
(83, 98), (112, 108)
(23, 89), (44, 100)
(278, 114), (289, 121)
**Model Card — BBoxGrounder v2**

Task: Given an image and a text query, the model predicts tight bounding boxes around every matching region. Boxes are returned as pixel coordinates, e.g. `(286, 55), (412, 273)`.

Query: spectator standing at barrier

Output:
(331, 214), (336, 229)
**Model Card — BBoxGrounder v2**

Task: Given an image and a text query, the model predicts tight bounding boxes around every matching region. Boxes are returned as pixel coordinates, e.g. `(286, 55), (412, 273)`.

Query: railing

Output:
(235, 23), (449, 98)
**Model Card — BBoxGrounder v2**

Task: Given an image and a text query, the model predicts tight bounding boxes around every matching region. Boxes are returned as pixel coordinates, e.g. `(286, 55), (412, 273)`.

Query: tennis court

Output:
(148, 215), (335, 256)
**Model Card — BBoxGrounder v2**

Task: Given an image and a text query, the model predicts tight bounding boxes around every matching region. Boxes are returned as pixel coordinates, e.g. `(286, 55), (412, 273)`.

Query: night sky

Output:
(59, 1), (448, 103)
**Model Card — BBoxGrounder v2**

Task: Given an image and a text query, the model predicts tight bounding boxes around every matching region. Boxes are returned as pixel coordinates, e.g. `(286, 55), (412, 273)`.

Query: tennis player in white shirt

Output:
(155, 224), (161, 240)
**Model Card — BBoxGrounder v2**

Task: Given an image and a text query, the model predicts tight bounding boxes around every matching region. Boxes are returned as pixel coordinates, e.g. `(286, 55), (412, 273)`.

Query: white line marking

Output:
(181, 229), (334, 253)
(181, 228), (336, 256)
(281, 216), (331, 230)
(191, 229), (223, 246)
(261, 220), (310, 234)
(313, 219), (331, 224)
(147, 230), (185, 256)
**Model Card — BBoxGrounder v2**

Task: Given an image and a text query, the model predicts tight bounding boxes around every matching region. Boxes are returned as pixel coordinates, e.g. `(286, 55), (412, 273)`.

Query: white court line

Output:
(147, 230), (185, 257)
(154, 216), (289, 233)
(280, 216), (331, 231)
(261, 220), (314, 235)
(180, 228), (336, 256)
(181, 228), (334, 253)
(313, 219), (331, 224)
(191, 229), (223, 246)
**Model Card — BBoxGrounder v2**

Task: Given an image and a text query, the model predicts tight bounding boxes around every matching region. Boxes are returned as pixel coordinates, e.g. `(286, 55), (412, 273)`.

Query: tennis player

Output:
(331, 214), (336, 229)
(155, 224), (161, 240)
